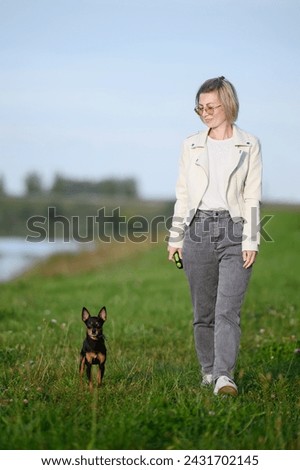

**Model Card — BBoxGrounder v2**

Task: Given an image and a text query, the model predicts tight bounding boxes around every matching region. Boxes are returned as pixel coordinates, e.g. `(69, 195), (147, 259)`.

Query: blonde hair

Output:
(195, 76), (239, 123)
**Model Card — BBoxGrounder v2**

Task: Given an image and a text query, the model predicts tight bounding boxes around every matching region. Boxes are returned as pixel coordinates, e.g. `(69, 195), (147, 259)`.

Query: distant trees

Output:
(51, 175), (138, 198)
(0, 173), (139, 198)
(0, 176), (5, 197)
(25, 173), (44, 195)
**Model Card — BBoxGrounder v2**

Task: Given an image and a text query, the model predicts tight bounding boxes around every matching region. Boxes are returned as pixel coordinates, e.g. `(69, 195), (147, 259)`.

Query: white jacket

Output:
(168, 125), (262, 251)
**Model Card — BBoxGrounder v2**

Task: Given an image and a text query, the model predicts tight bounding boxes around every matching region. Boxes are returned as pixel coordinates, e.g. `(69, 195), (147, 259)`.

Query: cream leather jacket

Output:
(168, 125), (262, 251)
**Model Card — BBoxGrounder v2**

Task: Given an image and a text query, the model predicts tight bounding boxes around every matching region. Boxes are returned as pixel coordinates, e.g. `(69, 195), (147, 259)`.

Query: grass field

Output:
(0, 207), (299, 450)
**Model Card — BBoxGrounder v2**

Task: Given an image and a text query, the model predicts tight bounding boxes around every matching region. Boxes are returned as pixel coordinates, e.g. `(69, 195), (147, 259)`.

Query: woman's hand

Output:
(168, 246), (182, 262)
(242, 250), (257, 269)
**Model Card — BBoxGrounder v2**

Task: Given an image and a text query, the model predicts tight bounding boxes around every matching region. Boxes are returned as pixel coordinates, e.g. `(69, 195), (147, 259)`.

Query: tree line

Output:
(0, 173), (139, 198)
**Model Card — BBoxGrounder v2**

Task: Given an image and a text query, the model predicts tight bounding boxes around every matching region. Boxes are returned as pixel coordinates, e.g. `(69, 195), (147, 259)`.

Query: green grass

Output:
(0, 207), (299, 450)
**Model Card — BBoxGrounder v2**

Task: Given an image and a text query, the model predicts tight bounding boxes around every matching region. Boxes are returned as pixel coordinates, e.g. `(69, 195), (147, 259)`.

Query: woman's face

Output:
(198, 91), (228, 129)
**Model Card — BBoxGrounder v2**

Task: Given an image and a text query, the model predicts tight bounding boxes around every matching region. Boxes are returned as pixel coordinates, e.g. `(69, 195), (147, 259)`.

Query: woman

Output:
(168, 76), (262, 396)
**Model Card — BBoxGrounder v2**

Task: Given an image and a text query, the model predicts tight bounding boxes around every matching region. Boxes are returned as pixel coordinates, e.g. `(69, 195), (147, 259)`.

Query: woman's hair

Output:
(195, 76), (239, 123)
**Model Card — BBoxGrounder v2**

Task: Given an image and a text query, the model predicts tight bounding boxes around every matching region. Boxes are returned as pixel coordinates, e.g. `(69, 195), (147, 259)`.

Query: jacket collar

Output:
(193, 124), (251, 180)
(191, 124), (251, 148)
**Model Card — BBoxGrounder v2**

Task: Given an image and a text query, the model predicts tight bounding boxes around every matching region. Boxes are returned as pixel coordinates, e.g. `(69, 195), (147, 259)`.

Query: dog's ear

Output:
(82, 307), (90, 322)
(98, 306), (107, 322)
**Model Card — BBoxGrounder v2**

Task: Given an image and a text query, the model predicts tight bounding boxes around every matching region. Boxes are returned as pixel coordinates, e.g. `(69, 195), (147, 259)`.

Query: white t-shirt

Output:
(199, 136), (233, 211)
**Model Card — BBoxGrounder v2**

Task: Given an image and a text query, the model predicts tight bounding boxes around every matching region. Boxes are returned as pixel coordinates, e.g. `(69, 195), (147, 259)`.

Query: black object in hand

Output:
(173, 251), (183, 269)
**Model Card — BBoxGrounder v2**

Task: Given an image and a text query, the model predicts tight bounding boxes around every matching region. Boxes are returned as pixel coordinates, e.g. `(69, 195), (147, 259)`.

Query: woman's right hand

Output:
(168, 246), (182, 262)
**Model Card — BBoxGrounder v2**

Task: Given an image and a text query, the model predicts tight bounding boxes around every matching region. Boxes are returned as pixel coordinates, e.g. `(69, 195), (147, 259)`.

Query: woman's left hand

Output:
(242, 250), (257, 269)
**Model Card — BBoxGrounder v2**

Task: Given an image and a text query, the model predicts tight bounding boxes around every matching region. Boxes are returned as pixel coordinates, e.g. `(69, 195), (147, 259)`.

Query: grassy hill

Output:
(0, 206), (299, 450)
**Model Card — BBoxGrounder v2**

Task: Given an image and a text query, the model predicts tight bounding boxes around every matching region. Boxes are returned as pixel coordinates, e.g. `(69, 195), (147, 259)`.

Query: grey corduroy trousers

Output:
(182, 210), (252, 381)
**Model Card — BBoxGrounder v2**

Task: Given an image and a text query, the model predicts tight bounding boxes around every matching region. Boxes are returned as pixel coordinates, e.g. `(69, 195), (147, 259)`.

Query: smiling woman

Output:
(168, 76), (263, 397)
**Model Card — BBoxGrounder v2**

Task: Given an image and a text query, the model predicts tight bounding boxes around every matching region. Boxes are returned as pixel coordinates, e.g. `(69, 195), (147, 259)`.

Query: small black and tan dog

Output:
(79, 306), (107, 390)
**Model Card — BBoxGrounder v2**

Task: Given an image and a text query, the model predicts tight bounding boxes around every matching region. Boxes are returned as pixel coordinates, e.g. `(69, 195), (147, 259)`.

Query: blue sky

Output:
(0, 0), (299, 202)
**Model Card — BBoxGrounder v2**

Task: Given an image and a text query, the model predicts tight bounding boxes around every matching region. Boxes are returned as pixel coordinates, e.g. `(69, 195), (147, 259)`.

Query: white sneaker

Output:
(201, 374), (213, 387)
(214, 376), (238, 397)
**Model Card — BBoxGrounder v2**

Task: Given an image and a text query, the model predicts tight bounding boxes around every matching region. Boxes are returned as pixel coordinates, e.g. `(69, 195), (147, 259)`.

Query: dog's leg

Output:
(82, 352), (95, 391)
(79, 356), (86, 383)
(96, 353), (106, 388)
(97, 363), (105, 387)
(86, 362), (93, 391)
(97, 365), (102, 387)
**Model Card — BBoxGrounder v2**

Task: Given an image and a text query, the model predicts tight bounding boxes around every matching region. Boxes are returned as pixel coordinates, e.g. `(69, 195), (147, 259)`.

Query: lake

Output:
(0, 237), (94, 282)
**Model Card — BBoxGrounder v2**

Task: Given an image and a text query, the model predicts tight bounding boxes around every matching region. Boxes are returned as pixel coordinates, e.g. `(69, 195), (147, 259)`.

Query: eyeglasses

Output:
(194, 104), (222, 116)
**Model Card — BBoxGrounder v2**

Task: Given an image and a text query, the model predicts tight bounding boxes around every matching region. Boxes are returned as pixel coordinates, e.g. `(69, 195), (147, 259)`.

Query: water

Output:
(0, 237), (94, 282)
